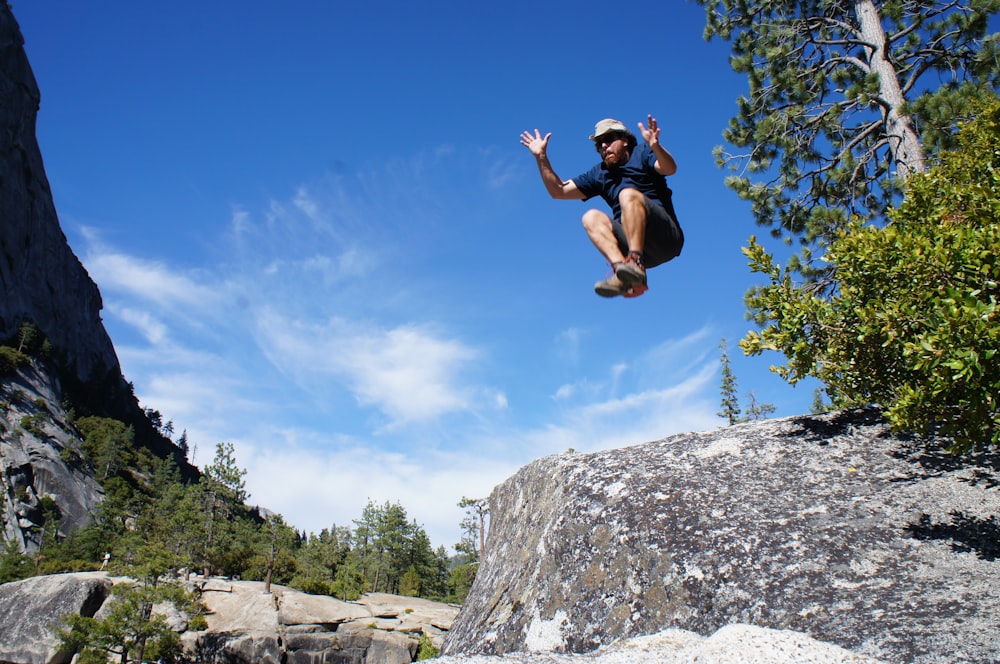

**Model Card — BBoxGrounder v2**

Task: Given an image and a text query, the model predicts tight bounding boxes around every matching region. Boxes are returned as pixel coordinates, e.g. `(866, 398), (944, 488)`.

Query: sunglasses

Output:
(594, 133), (624, 147)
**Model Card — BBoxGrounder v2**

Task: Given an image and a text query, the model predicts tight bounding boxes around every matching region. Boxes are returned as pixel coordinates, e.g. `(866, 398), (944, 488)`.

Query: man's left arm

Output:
(638, 114), (677, 176)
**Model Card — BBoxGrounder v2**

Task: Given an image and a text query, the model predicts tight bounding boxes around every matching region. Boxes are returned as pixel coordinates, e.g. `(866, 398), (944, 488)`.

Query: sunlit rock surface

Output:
(445, 409), (1000, 663)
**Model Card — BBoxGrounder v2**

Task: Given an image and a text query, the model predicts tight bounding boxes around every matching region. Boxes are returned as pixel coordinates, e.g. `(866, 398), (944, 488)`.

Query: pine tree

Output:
(353, 500), (418, 594)
(744, 391), (777, 422)
(257, 514), (297, 594)
(199, 442), (251, 576)
(399, 565), (421, 597)
(694, 0), (1000, 269)
(0, 539), (28, 583)
(55, 562), (200, 663)
(717, 339), (742, 425)
(456, 496), (489, 563)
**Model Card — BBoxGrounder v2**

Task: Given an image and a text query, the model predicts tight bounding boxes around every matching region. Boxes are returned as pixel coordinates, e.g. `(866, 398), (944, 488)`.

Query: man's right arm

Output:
(534, 153), (585, 200)
(520, 129), (586, 200)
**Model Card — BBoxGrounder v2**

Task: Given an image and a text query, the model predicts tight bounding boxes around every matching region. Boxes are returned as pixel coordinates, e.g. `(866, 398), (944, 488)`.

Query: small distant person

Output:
(100, 551), (110, 570)
(520, 115), (683, 298)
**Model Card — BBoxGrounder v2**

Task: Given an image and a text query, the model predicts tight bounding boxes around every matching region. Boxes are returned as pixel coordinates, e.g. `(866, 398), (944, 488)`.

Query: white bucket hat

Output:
(589, 118), (628, 141)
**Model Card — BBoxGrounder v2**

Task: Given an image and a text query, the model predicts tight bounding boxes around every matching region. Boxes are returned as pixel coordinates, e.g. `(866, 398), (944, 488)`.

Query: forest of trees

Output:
(0, 407), (484, 607)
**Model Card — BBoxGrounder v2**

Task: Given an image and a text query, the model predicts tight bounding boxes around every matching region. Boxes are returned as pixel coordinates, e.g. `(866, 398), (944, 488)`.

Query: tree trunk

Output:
(854, 0), (926, 179)
(264, 538), (275, 594)
(478, 511), (486, 562)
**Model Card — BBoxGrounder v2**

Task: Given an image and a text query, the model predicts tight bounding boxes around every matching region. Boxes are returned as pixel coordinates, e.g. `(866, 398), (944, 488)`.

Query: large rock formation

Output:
(0, 573), (460, 664)
(0, 572), (111, 664)
(0, 5), (119, 388)
(0, 5), (194, 550)
(444, 408), (1000, 664)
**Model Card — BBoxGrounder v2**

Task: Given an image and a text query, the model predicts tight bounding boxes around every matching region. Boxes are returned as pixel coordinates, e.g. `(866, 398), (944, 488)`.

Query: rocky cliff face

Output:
(0, 6), (195, 549)
(0, 362), (104, 551)
(0, 5), (119, 387)
(444, 408), (1000, 664)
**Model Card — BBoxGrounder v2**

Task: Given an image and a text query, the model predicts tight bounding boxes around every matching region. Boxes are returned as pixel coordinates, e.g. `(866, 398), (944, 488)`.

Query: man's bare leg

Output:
(615, 188), (649, 288)
(582, 209), (630, 296)
(582, 209), (626, 265)
(618, 188), (647, 255)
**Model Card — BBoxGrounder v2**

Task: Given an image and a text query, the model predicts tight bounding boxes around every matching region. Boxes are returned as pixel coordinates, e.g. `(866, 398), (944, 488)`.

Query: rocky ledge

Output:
(0, 572), (459, 664)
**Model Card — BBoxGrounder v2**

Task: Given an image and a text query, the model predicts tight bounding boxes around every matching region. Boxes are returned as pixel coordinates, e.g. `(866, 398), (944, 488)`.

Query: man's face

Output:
(595, 133), (629, 166)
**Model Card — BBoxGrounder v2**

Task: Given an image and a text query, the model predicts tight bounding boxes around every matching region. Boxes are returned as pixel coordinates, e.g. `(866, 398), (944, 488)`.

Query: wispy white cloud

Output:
(533, 358), (720, 455)
(81, 239), (224, 314)
(108, 304), (168, 345)
(253, 310), (499, 428)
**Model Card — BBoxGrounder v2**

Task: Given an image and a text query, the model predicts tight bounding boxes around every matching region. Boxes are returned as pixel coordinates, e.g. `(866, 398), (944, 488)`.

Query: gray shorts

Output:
(612, 198), (683, 268)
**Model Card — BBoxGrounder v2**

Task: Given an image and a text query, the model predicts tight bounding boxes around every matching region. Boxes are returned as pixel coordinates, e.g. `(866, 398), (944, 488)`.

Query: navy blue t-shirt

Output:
(571, 143), (676, 221)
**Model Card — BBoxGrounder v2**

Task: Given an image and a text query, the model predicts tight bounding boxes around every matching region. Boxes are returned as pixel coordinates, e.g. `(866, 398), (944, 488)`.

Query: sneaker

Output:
(623, 283), (648, 298)
(615, 253), (646, 286)
(594, 272), (630, 298)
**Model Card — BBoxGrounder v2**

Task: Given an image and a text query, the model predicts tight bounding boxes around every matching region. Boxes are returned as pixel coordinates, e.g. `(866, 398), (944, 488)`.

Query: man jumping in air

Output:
(520, 115), (683, 298)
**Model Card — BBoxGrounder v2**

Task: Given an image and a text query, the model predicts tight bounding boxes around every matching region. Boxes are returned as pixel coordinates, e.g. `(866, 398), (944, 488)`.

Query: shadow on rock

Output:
(784, 407), (886, 444)
(906, 511), (1000, 561)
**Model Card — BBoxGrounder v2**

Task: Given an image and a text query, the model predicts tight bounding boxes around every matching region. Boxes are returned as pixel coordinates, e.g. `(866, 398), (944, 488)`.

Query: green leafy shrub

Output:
(743, 97), (1000, 450)
(416, 632), (440, 660)
(20, 412), (45, 436)
(0, 346), (28, 375)
(288, 575), (333, 597)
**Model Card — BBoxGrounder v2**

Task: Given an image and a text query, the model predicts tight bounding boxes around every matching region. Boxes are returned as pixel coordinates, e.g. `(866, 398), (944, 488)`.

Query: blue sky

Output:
(14, 1), (822, 549)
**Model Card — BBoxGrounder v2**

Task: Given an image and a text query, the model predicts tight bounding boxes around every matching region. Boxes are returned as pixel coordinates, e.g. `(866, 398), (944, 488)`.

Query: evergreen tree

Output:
(378, 504), (412, 594)
(199, 442), (252, 576)
(399, 565), (421, 597)
(34, 496), (62, 557)
(744, 391), (777, 422)
(425, 545), (453, 601)
(331, 553), (365, 601)
(351, 500), (441, 595)
(255, 513), (298, 593)
(16, 321), (41, 354)
(448, 563), (476, 604)
(0, 539), (28, 583)
(456, 496), (489, 563)
(717, 338), (742, 425)
(403, 526), (441, 595)
(203, 441), (248, 504)
(694, 0), (1000, 270)
(810, 388), (831, 414)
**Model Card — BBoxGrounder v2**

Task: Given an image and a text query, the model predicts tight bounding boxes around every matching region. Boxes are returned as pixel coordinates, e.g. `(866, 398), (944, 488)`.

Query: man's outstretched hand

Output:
(638, 114), (660, 148)
(520, 129), (552, 158)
